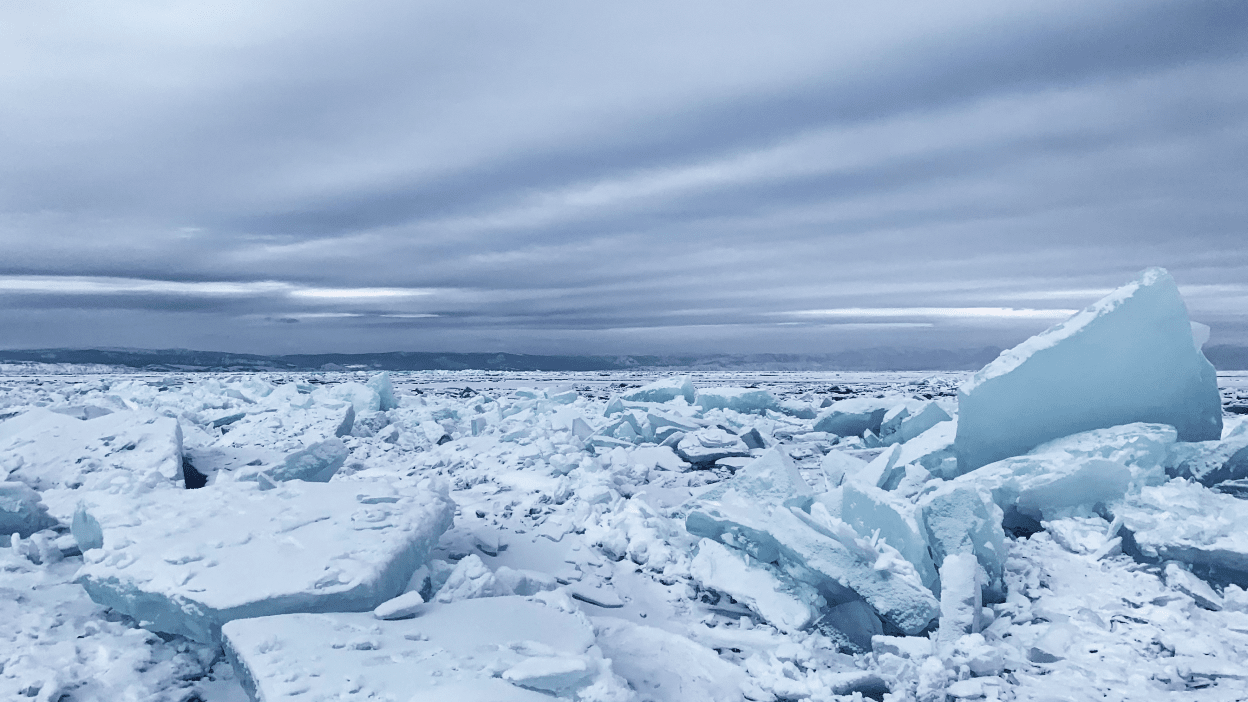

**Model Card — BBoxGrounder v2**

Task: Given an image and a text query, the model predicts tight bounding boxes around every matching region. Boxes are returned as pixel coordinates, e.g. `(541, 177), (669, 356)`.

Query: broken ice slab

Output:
(937, 553), (981, 651)
(691, 538), (823, 631)
(695, 387), (780, 415)
(1164, 562), (1223, 611)
(0, 408), (184, 491)
(0, 481), (58, 538)
(693, 447), (814, 509)
(311, 381), (381, 413)
(955, 267), (1222, 473)
(367, 371), (399, 411)
(686, 449), (939, 634)
(1114, 480), (1248, 580)
(880, 402), (951, 447)
(893, 419), (958, 478)
(76, 478), (454, 644)
(951, 423), (1176, 524)
(624, 375), (696, 404)
(239, 437), (347, 487)
(593, 618), (751, 702)
(223, 594), (626, 702)
(1167, 435), (1248, 487)
(813, 397), (896, 437)
(842, 484), (939, 594)
(674, 427), (751, 467)
(819, 450), (868, 488)
(918, 483), (1006, 603)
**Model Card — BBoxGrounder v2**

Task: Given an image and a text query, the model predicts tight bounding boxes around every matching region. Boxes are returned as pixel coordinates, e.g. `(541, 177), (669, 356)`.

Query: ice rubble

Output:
(956, 267), (1222, 473)
(685, 448), (940, 635)
(76, 478), (453, 644)
(3, 312), (1248, 702)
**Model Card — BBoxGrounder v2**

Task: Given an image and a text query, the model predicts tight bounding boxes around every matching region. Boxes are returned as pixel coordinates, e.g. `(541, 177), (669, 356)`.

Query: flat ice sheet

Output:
(76, 478), (454, 644)
(222, 594), (624, 702)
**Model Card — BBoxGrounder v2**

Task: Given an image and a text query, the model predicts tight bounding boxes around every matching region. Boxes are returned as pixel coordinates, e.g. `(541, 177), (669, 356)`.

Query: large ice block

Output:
(955, 268), (1222, 473)
(673, 427), (752, 467)
(0, 408), (183, 491)
(76, 479), (454, 644)
(367, 371), (399, 411)
(223, 594), (626, 702)
(624, 375), (696, 404)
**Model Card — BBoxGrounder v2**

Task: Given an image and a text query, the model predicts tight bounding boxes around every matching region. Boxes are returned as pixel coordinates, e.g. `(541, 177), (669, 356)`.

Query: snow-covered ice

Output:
(76, 478), (453, 644)
(2, 354), (1247, 701)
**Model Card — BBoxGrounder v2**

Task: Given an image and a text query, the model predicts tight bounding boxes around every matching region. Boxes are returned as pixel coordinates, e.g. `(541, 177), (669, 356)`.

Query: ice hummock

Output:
(955, 267), (1222, 473)
(75, 478), (453, 644)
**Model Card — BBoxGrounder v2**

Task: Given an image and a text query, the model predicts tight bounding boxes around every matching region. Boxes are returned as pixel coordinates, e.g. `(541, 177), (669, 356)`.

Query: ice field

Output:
(4, 269), (1248, 702)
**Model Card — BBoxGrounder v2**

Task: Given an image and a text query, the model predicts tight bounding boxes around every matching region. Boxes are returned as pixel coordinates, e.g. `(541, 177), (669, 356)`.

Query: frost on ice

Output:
(956, 267), (1222, 473)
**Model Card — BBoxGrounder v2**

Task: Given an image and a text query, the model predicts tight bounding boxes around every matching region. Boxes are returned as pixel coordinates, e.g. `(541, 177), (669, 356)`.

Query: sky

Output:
(2, 0), (1246, 356)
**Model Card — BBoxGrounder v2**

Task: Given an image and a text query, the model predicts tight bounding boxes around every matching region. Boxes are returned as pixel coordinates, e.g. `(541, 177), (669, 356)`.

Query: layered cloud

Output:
(2, 1), (1245, 353)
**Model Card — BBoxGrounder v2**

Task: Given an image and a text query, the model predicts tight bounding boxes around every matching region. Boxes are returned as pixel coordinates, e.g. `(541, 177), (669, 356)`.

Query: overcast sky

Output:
(2, 1), (1245, 355)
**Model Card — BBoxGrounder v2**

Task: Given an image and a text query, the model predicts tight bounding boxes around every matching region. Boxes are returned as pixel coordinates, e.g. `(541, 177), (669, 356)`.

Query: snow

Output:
(956, 267), (1223, 473)
(3, 364), (1248, 700)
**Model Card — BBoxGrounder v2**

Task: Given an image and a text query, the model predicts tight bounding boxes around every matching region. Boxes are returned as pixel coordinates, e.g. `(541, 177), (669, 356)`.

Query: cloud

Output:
(1, 1), (1245, 353)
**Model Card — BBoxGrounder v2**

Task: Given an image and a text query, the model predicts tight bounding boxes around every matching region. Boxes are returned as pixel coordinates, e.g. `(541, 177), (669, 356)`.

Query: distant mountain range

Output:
(2, 345), (1245, 372)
